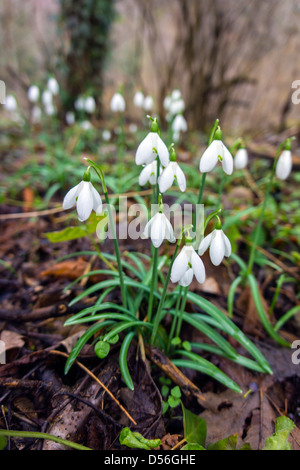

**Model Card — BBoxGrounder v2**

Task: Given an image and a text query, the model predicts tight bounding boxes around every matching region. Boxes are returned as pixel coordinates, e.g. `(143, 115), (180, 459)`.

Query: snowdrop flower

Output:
(159, 147), (186, 193)
(234, 147), (248, 170)
(133, 91), (144, 108)
(198, 225), (231, 266)
(102, 129), (111, 141)
(63, 171), (102, 222)
(135, 119), (169, 167)
(172, 114), (188, 133)
(4, 95), (17, 112)
(66, 111), (75, 125)
(42, 90), (53, 107)
(27, 85), (40, 103)
(129, 123), (138, 133)
(276, 149), (292, 180)
(110, 92), (126, 112)
(143, 95), (154, 111)
(84, 96), (96, 114)
(142, 209), (176, 248)
(47, 77), (59, 95)
(173, 131), (180, 143)
(31, 105), (42, 123)
(171, 243), (205, 287)
(75, 97), (85, 111)
(139, 161), (162, 186)
(80, 120), (93, 131)
(45, 104), (55, 116)
(163, 95), (171, 111)
(171, 89), (181, 101)
(199, 128), (233, 175)
(169, 98), (185, 116)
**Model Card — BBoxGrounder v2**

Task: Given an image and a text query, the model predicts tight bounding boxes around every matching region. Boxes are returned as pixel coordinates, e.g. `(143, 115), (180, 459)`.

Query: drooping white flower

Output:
(80, 120), (93, 131)
(199, 138), (233, 175)
(171, 89), (181, 101)
(31, 105), (42, 123)
(276, 149), (292, 180)
(110, 92), (126, 112)
(75, 97), (85, 111)
(129, 123), (138, 133)
(143, 95), (154, 111)
(133, 91), (144, 108)
(66, 111), (75, 125)
(135, 132), (169, 167)
(234, 148), (248, 170)
(172, 114), (188, 133)
(198, 228), (231, 266)
(44, 103), (55, 116)
(4, 95), (17, 112)
(163, 95), (171, 111)
(159, 161), (186, 193)
(171, 244), (206, 286)
(27, 85), (40, 103)
(63, 179), (102, 222)
(42, 90), (53, 107)
(142, 211), (176, 248)
(84, 96), (96, 114)
(139, 161), (162, 186)
(169, 98), (185, 116)
(102, 129), (111, 141)
(47, 77), (59, 95)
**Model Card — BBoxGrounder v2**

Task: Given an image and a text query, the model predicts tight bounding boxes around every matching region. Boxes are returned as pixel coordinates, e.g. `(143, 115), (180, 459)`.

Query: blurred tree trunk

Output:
(57, 0), (115, 116)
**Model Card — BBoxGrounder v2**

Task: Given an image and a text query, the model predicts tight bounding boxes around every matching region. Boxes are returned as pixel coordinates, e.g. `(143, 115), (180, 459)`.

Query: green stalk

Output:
(167, 285), (183, 352)
(150, 242), (180, 345)
(0, 429), (91, 451)
(175, 286), (189, 338)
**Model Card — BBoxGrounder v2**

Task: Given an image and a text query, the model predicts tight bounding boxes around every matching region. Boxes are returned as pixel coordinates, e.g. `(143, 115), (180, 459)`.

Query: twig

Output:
(49, 350), (137, 426)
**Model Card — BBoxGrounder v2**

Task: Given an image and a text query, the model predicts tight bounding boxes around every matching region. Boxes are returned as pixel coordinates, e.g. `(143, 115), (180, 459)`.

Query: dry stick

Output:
(145, 345), (206, 405)
(49, 350), (137, 426)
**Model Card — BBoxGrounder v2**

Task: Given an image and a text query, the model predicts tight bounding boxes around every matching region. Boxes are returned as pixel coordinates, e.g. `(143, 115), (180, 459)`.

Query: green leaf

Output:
(171, 386), (181, 399)
(161, 385), (169, 397)
(263, 416), (296, 450)
(181, 443), (206, 450)
(182, 403), (207, 447)
(207, 434), (238, 450)
(108, 334), (119, 345)
(182, 341), (192, 351)
(119, 427), (160, 450)
(162, 401), (169, 414)
(45, 226), (88, 242)
(94, 340), (110, 359)
(0, 435), (7, 450)
(171, 337), (182, 346)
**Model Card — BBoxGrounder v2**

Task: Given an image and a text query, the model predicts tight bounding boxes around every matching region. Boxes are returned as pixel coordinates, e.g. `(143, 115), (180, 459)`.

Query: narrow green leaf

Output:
(119, 332), (135, 391)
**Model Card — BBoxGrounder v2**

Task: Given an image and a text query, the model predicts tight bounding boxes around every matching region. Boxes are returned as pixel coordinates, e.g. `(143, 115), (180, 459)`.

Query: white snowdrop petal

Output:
(276, 150), (292, 180)
(159, 164), (175, 193)
(135, 133), (156, 165)
(163, 216), (176, 243)
(139, 164), (153, 186)
(142, 218), (153, 239)
(171, 247), (189, 283)
(179, 268), (193, 287)
(62, 182), (83, 210)
(209, 230), (225, 266)
(175, 163), (186, 192)
(221, 144), (234, 175)
(234, 148), (248, 170)
(151, 214), (166, 248)
(222, 232), (232, 257)
(191, 251), (206, 284)
(199, 140), (220, 173)
(90, 183), (102, 213)
(156, 136), (170, 167)
(76, 182), (94, 221)
(198, 232), (213, 256)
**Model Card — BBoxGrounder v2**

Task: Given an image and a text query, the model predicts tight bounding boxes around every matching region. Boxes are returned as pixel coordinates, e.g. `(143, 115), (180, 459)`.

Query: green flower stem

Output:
(103, 190), (127, 309)
(0, 429), (91, 451)
(217, 170), (226, 208)
(117, 111), (125, 165)
(175, 286), (189, 338)
(147, 246), (159, 323)
(150, 242), (180, 345)
(167, 285), (183, 352)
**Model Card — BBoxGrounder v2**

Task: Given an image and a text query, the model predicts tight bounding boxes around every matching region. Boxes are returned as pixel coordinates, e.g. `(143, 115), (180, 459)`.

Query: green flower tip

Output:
(82, 168), (91, 182)
(214, 126), (223, 141)
(169, 144), (177, 161)
(215, 216), (222, 230)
